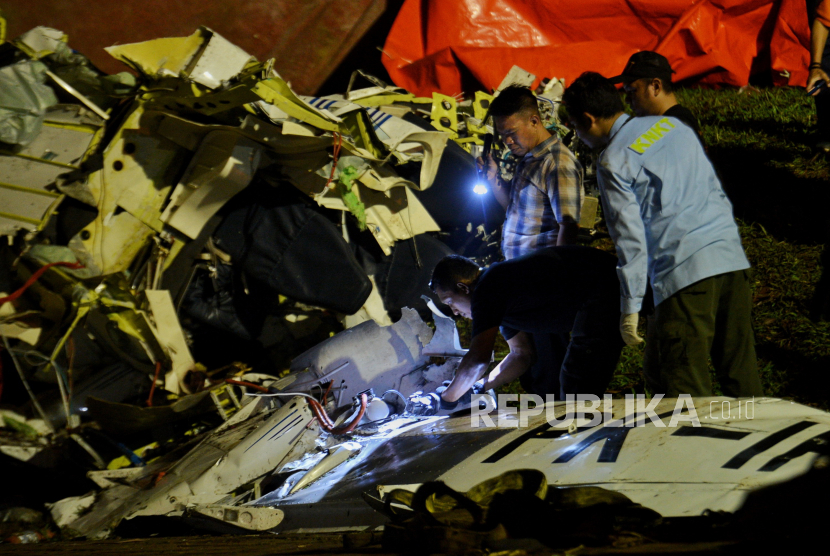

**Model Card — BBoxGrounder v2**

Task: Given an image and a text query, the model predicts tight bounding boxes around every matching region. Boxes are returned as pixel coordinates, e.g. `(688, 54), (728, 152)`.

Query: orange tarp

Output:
(382, 0), (810, 96)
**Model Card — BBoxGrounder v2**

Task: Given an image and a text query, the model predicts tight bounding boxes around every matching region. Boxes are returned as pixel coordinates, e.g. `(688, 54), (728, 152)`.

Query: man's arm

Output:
(596, 162), (649, 315)
(556, 221), (579, 245)
(478, 153), (511, 209)
(549, 147), (583, 246)
(441, 327), (498, 402)
(482, 331), (536, 390)
(810, 17), (830, 92)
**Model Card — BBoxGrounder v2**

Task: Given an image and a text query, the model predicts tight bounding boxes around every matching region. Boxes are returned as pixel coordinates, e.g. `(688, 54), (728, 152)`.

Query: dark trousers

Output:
(816, 28), (830, 141)
(644, 269), (764, 397)
(521, 298), (623, 399)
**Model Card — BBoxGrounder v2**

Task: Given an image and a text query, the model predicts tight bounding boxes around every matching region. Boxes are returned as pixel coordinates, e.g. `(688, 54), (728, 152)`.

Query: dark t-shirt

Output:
(470, 246), (620, 339)
(664, 104), (703, 145)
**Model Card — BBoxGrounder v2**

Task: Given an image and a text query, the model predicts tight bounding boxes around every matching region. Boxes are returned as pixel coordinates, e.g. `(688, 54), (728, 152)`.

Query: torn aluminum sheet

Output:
(145, 290), (196, 394)
(287, 442), (362, 495)
(46, 493), (96, 529)
(12, 27), (67, 60)
(0, 60), (58, 145)
(497, 65), (537, 91)
(65, 102), (189, 276)
(0, 24), (481, 459)
(286, 308), (455, 404)
(0, 106), (100, 240)
(160, 131), (262, 240)
(421, 295), (467, 358)
(341, 274), (392, 328)
(104, 27), (253, 88)
(58, 396), (306, 537)
(284, 156), (441, 256)
(301, 94), (449, 181)
(50, 309), (464, 537)
(0, 298), (42, 345)
(190, 505), (284, 531)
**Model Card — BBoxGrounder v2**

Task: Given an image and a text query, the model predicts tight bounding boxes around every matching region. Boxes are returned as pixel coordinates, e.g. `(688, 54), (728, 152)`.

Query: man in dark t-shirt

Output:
(429, 246), (624, 401)
(610, 51), (704, 146)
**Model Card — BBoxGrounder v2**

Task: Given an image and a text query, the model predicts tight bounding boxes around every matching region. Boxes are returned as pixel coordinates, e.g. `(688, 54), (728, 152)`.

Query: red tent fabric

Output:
(382, 0), (810, 97)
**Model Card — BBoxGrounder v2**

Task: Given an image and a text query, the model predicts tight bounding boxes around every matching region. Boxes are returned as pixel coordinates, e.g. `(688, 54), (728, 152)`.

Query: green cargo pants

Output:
(643, 269), (764, 397)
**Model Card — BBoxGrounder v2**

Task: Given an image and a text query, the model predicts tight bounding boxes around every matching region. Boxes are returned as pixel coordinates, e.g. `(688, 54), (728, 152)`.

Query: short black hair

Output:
(655, 76), (674, 94)
(562, 72), (625, 126)
(429, 255), (481, 293)
(487, 85), (540, 120)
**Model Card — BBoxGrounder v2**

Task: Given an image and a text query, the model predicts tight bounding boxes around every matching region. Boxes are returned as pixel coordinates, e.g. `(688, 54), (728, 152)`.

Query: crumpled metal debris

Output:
(0, 59), (57, 145)
(0, 20), (605, 544)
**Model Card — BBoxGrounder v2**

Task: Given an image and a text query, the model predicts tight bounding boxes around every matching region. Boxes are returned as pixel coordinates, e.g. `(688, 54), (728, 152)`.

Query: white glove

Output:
(620, 313), (644, 345)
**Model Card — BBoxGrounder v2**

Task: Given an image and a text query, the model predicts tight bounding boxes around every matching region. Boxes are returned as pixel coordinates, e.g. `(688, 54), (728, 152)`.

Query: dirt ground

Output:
(0, 533), (362, 556)
(0, 532), (740, 556)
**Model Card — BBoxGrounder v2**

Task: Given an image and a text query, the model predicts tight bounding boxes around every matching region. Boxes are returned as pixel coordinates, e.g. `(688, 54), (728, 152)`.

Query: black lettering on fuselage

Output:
(758, 430), (830, 472)
(482, 408), (688, 465)
(722, 421), (817, 470)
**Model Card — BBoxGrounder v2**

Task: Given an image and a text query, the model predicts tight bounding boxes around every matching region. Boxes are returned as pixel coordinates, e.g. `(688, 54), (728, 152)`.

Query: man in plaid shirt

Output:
(476, 85), (587, 396)
(480, 85), (584, 257)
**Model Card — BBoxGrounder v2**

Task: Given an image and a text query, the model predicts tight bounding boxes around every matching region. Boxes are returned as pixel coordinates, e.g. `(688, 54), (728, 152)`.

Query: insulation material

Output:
(0, 60), (58, 145)
(12, 26), (67, 59)
(382, 0), (811, 97)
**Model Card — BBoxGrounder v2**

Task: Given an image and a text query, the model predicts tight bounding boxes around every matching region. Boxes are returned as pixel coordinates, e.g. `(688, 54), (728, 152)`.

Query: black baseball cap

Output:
(610, 51), (675, 84)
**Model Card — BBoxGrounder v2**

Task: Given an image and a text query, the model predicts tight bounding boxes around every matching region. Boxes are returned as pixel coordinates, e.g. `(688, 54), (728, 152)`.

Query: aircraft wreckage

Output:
(1, 23), (829, 547)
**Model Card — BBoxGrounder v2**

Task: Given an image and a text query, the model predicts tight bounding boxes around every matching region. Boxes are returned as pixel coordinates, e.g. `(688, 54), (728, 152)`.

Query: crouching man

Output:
(430, 246), (624, 403)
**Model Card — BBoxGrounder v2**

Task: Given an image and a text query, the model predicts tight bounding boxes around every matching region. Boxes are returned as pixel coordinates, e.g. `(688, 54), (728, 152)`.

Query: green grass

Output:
(681, 87), (830, 408)
(466, 87), (830, 408)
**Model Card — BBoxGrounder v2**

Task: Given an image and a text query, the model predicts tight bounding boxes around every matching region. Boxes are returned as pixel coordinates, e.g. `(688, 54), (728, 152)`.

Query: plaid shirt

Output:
(501, 134), (584, 260)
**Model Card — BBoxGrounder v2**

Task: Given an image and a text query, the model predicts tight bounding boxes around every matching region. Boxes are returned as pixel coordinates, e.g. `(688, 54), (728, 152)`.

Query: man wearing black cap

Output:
(611, 51), (702, 141)
(561, 72), (763, 399)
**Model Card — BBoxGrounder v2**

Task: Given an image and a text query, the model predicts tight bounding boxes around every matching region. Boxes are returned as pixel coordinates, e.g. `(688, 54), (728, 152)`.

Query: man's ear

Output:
(581, 112), (598, 128)
(456, 282), (471, 295)
(651, 78), (663, 95)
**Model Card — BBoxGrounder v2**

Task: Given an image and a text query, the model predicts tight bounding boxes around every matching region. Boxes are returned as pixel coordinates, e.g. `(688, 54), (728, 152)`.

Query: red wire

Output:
(220, 377), (365, 435)
(323, 132), (343, 190)
(322, 380), (333, 406)
(308, 393), (367, 435)
(0, 262), (85, 305)
(331, 394), (367, 434)
(225, 378), (271, 393)
(146, 361), (162, 407)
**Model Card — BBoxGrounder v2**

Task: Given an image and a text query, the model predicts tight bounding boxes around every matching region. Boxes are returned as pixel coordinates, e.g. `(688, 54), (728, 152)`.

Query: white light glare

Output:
(473, 183), (488, 195)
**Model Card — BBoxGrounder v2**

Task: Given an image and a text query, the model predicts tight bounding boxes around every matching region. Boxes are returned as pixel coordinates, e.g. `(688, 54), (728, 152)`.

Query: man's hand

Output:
(620, 313), (644, 345)
(808, 67), (830, 96)
(406, 391), (440, 416)
(441, 328), (497, 402)
(556, 221), (579, 246)
(477, 153), (510, 209)
(476, 152), (498, 183)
